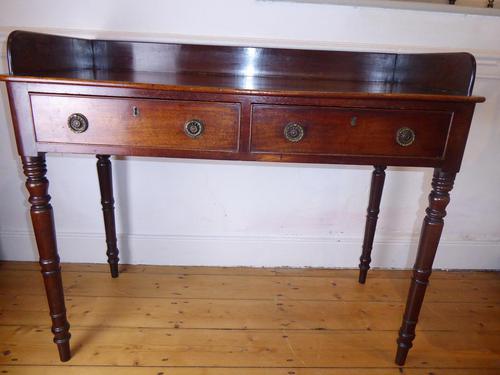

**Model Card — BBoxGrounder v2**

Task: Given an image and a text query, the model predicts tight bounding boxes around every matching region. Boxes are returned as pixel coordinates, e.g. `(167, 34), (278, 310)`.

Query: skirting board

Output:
(0, 231), (498, 270)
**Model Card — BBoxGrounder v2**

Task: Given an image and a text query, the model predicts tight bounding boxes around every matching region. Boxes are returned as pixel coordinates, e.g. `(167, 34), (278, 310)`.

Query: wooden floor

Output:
(0, 261), (499, 374)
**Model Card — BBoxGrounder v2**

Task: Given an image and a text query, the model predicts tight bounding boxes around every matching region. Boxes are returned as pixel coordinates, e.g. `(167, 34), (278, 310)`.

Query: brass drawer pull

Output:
(184, 119), (204, 138)
(396, 127), (415, 147)
(284, 122), (304, 142)
(68, 113), (89, 133)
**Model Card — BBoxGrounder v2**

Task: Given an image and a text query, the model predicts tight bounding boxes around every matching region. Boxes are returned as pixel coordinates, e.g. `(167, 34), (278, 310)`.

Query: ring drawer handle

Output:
(68, 113), (89, 133)
(396, 127), (415, 147)
(284, 123), (305, 143)
(184, 119), (204, 138)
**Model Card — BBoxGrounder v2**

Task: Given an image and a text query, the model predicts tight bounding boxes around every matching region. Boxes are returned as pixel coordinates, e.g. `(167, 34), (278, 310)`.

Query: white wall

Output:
(278, 0), (500, 16)
(0, 0), (499, 269)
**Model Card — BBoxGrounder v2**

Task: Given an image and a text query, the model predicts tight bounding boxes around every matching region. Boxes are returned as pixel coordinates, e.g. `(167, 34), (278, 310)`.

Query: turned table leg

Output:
(22, 154), (71, 361)
(358, 165), (386, 284)
(96, 155), (120, 278)
(395, 169), (456, 365)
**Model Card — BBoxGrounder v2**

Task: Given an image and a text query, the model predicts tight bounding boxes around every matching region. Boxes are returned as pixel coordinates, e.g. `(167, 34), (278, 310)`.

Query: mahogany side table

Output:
(0, 30), (485, 365)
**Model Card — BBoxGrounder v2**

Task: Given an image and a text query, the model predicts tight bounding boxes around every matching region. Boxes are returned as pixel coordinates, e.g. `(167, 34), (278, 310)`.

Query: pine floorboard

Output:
(0, 261), (499, 374)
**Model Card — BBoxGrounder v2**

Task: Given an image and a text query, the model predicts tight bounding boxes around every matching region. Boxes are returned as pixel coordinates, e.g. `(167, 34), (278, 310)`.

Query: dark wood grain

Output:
(96, 155), (120, 278)
(250, 104), (452, 158)
(395, 169), (456, 365)
(30, 94), (240, 153)
(0, 30), (486, 366)
(358, 165), (386, 284)
(21, 154), (71, 361)
(5, 31), (478, 97)
(5, 82), (37, 156)
(93, 40), (396, 82)
(1, 73), (485, 103)
(11, 80), (475, 170)
(394, 53), (476, 96)
(7, 30), (93, 75)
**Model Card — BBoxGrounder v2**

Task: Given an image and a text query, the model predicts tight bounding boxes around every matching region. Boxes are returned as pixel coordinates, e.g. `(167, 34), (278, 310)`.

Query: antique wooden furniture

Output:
(0, 31), (484, 366)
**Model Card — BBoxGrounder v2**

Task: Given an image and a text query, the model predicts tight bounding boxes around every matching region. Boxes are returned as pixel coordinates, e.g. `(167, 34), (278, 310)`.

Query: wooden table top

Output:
(0, 30), (484, 103)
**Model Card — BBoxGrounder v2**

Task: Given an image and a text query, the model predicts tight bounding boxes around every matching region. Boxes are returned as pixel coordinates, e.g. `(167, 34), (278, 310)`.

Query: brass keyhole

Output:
(132, 106), (140, 117)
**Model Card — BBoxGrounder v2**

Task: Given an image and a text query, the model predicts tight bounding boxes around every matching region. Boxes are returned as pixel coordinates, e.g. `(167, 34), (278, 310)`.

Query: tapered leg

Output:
(22, 154), (71, 362)
(395, 169), (456, 365)
(96, 155), (120, 278)
(358, 165), (386, 284)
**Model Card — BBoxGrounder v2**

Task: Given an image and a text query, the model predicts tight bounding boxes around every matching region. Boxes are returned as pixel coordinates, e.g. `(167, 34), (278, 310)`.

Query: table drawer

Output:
(251, 105), (452, 158)
(31, 94), (240, 152)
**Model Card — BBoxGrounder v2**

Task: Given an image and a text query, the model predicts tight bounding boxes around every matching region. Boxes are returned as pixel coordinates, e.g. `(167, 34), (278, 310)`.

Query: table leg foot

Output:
(56, 341), (71, 362)
(395, 343), (409, 366)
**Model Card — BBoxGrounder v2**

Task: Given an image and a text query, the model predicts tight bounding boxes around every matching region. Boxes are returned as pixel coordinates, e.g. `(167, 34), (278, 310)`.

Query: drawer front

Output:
(31, 95), (240, 152)
(251, 105), (452, 158)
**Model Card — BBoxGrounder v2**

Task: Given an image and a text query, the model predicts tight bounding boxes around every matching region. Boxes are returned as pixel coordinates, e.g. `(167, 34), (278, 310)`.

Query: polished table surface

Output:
(0, 30), (485, 366)
(4, 69), (480, 96)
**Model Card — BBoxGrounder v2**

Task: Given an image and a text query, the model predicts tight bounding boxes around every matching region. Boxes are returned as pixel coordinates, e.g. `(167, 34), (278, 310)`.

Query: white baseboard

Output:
(0, 230), (498, 270)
